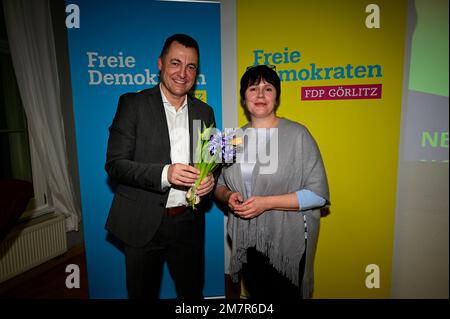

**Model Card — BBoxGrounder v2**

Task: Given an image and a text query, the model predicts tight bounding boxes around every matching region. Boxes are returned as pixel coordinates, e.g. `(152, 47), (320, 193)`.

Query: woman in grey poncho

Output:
(215, 65), (330, 299)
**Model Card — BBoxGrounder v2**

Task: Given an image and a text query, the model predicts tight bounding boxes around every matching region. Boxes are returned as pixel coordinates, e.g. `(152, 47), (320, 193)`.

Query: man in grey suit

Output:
(105, 34), (216, 299)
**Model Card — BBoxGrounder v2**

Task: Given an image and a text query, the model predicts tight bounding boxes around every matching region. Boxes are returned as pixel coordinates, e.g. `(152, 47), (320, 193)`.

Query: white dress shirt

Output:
(159, 87), (190, 207)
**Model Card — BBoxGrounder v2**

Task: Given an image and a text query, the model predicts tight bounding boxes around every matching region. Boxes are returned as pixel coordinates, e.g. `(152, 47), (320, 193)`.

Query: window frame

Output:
(0, 38), (54, 221)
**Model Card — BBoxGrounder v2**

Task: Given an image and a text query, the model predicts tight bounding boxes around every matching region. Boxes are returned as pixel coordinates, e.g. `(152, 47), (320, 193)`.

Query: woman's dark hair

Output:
(239, 65), (281, 106)
(159, 33), (200, 61)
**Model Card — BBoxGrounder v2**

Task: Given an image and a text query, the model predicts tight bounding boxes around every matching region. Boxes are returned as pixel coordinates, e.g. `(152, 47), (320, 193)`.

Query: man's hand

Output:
(196, 173), (215, 197)
(167, 163), (199, 187)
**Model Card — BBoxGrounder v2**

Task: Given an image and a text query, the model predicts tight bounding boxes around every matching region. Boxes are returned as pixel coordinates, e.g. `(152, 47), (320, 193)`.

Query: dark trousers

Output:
(124, 209), (205, 299)
(241, 244), (306, 300)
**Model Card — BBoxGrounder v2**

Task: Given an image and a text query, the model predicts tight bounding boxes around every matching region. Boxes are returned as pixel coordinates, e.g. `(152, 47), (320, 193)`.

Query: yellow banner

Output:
(237, 0), (407, 298)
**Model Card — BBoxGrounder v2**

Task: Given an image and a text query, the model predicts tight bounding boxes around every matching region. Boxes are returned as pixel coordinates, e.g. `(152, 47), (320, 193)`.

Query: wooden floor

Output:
(0, 243), (242, 299)
(0, 244), (89, 299)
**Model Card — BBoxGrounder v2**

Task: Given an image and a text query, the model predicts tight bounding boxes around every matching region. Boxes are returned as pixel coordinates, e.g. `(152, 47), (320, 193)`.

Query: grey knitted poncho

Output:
(218, 117), (330, 298)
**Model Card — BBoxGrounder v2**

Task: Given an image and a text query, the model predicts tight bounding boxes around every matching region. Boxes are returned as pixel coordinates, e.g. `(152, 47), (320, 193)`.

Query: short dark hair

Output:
(240, 65), (281, 106)
(159, 33), (200, 60)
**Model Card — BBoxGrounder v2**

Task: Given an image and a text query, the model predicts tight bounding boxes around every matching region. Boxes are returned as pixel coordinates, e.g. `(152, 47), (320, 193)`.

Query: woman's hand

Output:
(234, 196), (268, 219)
(227, 192), (245, 211)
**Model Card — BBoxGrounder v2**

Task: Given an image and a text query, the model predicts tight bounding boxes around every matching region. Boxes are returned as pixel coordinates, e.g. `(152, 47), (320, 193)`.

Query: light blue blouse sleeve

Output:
(296, 189), (326, 211)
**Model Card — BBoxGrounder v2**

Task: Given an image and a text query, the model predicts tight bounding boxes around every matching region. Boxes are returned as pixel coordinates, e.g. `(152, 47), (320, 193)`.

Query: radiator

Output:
(0, 212), (67, 283)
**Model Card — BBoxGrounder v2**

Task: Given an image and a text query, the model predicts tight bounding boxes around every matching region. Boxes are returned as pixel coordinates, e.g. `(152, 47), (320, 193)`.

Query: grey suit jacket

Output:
(105, 86), (216, 247)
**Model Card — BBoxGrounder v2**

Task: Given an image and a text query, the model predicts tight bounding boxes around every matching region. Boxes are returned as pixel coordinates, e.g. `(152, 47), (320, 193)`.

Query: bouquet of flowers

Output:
(186, 124), (240, 209)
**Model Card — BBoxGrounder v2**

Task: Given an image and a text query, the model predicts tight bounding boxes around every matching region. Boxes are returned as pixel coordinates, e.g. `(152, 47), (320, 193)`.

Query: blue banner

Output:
(66, 0), (223, 298)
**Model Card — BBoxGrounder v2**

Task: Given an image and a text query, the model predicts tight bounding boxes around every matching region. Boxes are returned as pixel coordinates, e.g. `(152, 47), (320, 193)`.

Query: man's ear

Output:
(157, 57), (162, 71)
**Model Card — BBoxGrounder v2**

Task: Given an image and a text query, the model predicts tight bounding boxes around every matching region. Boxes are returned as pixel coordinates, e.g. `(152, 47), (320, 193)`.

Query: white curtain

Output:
(3, 0), (81, 231)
